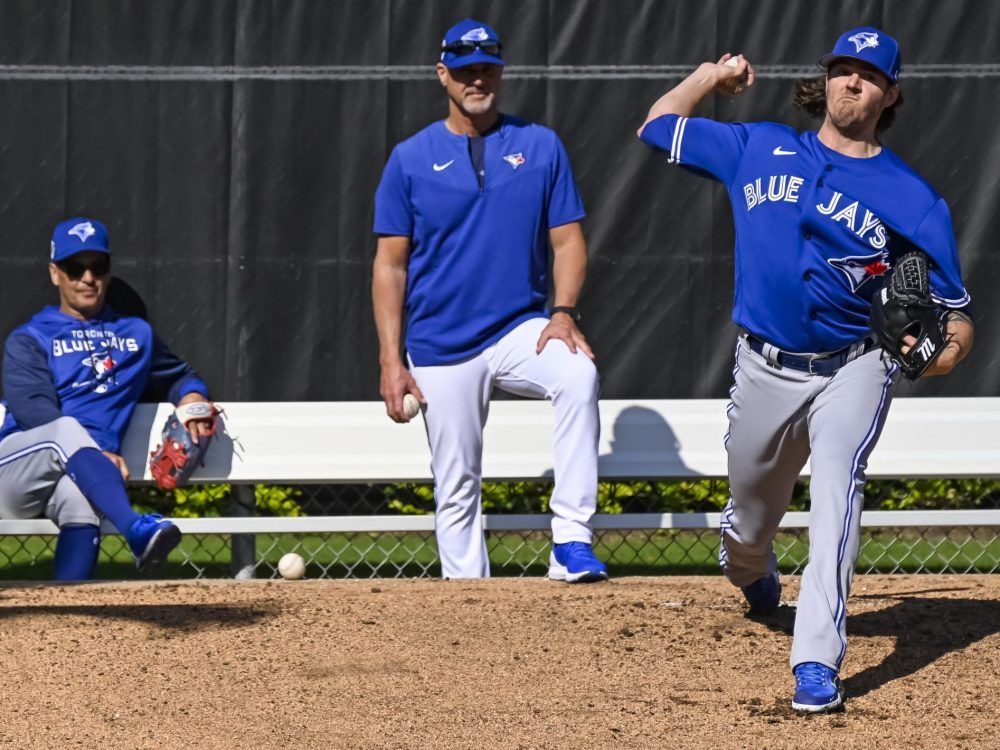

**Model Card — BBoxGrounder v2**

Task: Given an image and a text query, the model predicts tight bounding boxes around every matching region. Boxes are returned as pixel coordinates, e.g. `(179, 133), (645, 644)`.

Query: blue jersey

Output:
(640, 116), (970, 353)
(0, 305), (208, 452)
(374, 115), (586, 366)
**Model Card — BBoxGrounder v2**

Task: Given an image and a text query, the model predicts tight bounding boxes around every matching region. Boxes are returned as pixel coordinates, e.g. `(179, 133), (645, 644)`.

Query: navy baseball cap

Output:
(50, 217), (110, 262)
(819, 26), (901, 83)
(440, 19), (504, 69)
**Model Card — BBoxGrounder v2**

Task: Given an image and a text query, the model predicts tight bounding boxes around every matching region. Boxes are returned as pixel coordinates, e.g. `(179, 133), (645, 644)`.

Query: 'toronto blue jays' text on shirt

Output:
(374, 115), (586, 366)
(0, 305), (208, 452)
(640, 115), (970, 353)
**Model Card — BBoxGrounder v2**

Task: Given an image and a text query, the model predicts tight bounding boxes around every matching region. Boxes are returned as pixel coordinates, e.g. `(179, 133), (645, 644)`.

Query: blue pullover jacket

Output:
(0, 305), (208, 453)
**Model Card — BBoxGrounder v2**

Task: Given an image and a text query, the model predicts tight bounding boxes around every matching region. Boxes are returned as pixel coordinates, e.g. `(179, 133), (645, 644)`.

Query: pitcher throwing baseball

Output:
(638, 27), (973, 711)
(372, 19), (606, 582)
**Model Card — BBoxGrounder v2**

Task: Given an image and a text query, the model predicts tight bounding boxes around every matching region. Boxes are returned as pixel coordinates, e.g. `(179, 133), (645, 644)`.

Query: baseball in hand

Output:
(725, 54), (742, 68)
(278, 552), (306, 580)
(402, 393), (421, 420)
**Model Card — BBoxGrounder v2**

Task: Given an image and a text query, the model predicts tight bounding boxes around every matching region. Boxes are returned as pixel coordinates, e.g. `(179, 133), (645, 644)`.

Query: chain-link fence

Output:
(1, 480), (997, 580)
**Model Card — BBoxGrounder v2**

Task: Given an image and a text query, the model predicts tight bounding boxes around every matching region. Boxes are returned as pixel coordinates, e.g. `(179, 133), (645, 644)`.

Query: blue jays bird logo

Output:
(462, 27), (490, 42)
(828, 252), (891, 294)
(848, 31), (879, 52)
(68, 221), (96, 242)
(503, 152), (525, 170)
(78, 352), (116, 393)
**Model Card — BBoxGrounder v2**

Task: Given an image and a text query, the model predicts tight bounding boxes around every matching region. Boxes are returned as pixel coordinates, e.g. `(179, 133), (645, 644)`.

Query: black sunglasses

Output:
(58, 254), (111, 280)
(441, 39), (503, 58)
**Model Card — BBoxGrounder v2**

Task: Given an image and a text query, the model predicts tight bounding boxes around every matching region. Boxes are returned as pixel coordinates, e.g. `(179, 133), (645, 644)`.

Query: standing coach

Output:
(372, 19), (607, 582)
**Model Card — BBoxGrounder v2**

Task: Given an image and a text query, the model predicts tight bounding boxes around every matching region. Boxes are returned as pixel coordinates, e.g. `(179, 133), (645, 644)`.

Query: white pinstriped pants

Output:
(410, 317), (600, 579)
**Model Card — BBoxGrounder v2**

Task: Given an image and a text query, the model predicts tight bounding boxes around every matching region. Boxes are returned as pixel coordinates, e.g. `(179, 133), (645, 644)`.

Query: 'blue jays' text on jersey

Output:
(640, 115), (970, 353)
(374, 115), (586, 366)
(0, 305), (208, 452)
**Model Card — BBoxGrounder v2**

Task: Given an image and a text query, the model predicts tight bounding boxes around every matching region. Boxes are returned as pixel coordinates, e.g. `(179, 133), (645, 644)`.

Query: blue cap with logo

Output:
(819, 26), (901, 82)
(440, 19), (504, 69)
(50, 217), (111, 262)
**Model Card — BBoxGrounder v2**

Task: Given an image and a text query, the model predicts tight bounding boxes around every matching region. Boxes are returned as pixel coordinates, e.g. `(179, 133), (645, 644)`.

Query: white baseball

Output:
(402, 393), (421, 419)
(277, 552), (306, 580)
(725, 54), (742, 68)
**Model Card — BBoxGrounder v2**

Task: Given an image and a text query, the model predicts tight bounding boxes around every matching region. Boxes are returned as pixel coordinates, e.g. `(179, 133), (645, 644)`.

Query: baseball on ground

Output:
(403, 393), (421, 419)
(277, 552), (306, 580)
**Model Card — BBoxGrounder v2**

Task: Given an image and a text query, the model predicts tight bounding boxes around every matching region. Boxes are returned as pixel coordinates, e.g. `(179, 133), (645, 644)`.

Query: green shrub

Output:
(128, 483), (304, 517)
(130, 477), (999, 519)
(377, 477), (999, 515)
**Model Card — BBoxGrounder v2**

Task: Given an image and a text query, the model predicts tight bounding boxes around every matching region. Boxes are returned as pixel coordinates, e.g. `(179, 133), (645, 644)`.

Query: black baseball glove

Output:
(869, 251), (947, 380)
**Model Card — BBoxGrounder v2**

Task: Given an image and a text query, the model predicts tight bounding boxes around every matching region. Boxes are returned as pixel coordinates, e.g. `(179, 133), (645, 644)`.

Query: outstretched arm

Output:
(638, 54), (756, 136)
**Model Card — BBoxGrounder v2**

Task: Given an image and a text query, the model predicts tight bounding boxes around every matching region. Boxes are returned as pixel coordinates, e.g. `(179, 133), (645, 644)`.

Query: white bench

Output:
(2, 398), (999, 535)
(123, 397), (1000, 482)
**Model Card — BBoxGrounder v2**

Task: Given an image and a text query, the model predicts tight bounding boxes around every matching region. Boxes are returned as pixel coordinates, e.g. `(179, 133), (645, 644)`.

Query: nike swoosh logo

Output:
(773, 146), (797, 156)
(433, 160), (455, 171)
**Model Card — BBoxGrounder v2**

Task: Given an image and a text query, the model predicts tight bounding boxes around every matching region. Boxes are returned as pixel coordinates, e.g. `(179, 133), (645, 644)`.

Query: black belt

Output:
(743, 333), (877, 376)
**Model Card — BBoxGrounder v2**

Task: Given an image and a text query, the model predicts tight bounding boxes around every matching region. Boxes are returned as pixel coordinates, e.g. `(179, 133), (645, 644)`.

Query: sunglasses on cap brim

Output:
(57, 255), (111, 280)
(441, 39), (503, 58)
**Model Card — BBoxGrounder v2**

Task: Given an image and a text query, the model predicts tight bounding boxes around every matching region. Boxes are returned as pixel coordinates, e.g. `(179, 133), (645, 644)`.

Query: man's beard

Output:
(828, 97), (867, 131)
(461, 91), (495, 115)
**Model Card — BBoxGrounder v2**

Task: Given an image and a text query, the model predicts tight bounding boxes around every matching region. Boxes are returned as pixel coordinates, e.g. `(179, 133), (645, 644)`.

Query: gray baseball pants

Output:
(720, 336), (898, 671)
(0, 417), (102, 526)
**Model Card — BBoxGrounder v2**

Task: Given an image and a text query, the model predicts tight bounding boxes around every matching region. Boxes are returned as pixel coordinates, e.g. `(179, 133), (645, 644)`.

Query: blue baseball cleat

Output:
(792, 662), (844, 713)
(548, 542), (609, 583)
(127, 514), (182, 572)
(741, 570), (781, 615)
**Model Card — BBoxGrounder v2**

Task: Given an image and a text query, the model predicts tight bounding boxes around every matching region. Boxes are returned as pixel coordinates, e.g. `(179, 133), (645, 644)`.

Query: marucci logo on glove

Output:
(916, 338), (937, 360)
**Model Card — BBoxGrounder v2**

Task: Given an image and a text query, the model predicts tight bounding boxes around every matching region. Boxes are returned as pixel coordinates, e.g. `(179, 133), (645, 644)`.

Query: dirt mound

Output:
(0, 575), (996, 749)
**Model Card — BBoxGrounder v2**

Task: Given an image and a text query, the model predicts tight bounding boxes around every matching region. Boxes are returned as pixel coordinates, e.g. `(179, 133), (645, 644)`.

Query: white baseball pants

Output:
(721, 337), (898, 671)
(410, 317), (600, 578)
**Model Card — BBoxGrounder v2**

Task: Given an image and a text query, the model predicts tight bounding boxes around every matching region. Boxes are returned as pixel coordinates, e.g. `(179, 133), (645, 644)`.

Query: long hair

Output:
(793, 75), (903, 133)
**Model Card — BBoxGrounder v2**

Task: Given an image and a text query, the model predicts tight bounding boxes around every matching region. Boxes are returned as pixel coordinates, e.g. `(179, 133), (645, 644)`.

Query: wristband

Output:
(550, 306), (581, 323)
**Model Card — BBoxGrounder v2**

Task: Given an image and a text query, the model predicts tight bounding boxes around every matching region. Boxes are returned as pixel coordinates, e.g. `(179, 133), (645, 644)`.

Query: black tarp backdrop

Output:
(0, 0), (996, 401)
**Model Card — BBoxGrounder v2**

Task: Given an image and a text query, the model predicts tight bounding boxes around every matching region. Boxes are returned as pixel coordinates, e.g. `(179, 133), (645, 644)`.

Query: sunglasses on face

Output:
(441, 39), (503, 58)
(58, 255), (111, 280)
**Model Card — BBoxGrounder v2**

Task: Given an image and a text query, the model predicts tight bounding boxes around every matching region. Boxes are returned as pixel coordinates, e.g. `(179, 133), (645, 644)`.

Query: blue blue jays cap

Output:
(440, 19), (504, 69)
(50, 217), (110, 262)
(819, 26), (901, 83)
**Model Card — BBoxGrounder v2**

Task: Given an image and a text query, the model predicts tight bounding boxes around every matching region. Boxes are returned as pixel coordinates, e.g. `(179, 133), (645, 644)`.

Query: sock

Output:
(64, 448), (141, 535)
(53, 524), (100, 580)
